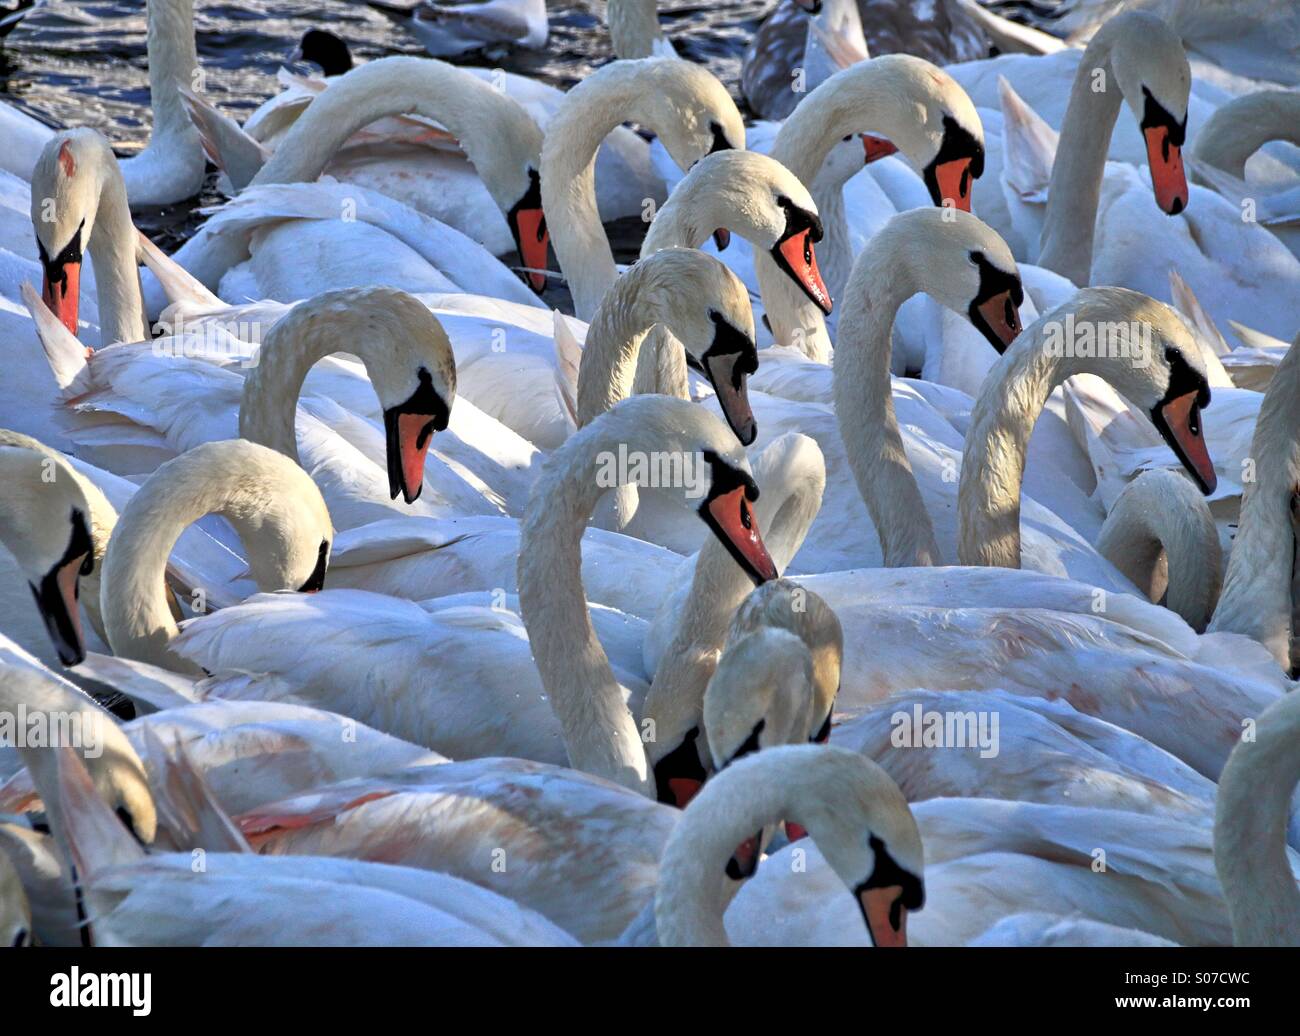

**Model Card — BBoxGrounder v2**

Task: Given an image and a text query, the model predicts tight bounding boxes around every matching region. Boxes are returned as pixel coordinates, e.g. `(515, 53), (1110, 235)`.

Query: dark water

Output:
(1, 0), (774, 147)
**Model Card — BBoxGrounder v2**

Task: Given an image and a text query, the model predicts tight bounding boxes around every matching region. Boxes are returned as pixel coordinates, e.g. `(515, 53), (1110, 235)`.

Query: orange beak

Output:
(1143, 125), (1188, 215)
(776, 228), (832, 315)
(859, 886), (908, 947)
(513, 206), (550, 293)
(932, 158), (973, 212)
(703, 485), (779, 585)
(862, 134), (898, 164)
(42, 260), (82, 336)
(974, 289), (1022, 352)
(1158, 390), (1216, 494)
(399, 412), (435, 503)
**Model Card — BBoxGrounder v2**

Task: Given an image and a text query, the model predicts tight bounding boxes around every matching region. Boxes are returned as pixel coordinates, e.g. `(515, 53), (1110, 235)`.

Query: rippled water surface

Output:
(1, 0), (775, 147)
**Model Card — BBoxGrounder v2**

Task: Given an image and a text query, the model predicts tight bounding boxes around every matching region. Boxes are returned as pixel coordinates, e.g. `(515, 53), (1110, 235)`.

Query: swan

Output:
(958, 287), (1219, 575)
(233, 623), (833, 944)
(1207, 334), (1300, 670)
(165, 397), (778, 777)
(27, 283), (535, 531)
(539, 57), (746, 321)
(1095, 468), (1223, 631)
(98, 439), (333, 672)
(741, 0), (987, 121)
(1215, 688), (1300, 945)
(986, 74), (1300, 343)
(224, 56), (550, 288)
(605, 0), (680, 59)
(517, 395), (779, 794)
(0, 659), (156, 846)
(0, 431), (98, 666)
(364, 0), (547, 59)
(656, 744), (924, 946)
(32, 130), (147, 344)
(34, 742), (576, 946)
(0, 0), (203, 204)
(755, 54), (987, 361)
(291, 29), (354, 77)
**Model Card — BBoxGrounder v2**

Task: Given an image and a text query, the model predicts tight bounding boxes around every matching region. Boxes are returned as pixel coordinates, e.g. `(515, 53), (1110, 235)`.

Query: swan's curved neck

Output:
(1215, 691), (1300, 945)
(252, 58), (506, 198)
(138, 0), (201, 159)
(1193, 91), (1300, 179)
(89, 167), (148, 346)
(834, 241), (941, 567)
(239, 317), (352, 461)
(758, 59), (925, 361)
(1036, 25), (1127, 286)
(541, 62), (691, 320)
(1207, 341), (1300, 668)
(518, 412), (678, 795)
(100, 448), (290, 672)
(607, 0), (666, 58)
(574, 273), (659, 426)
(642, 435), (824, 746)
(1095, 471), (1221, 632)
(957, 308), (1103, 568)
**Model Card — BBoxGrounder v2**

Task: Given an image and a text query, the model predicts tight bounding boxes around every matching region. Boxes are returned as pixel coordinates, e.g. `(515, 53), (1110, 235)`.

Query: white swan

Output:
(656, 744), (923, 946)
(99, 439), (333, 672)
(1215, 688), (1300, 945)
(0, 431), (98, 666)
(755, 54), (987, 361)
(540, 57), (746, 320)
(0, 0), (203, 204)
(1096, 468), (1223, 631)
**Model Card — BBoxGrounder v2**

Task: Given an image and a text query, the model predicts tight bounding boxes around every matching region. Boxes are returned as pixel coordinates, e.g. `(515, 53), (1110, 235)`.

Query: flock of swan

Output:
(0, 0), (1297, 948)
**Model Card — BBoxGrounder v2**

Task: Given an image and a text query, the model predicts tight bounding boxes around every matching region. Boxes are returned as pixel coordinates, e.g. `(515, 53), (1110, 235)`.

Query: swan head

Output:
(702, 627), (816, 877)
(627, 248), (760, 445)
(726, 577), (843, 743)
(30, 129), (116, 338)
(640, 59), (746, 174)
(1109, 13), (1191, 215)
(667, 151), (832, 315)
(291, 29), (353, 77)
(787, 748), (925, 948)
(0, 442), (95, 666)
(867, 57), (984, 213)
(1043, 287), (1217, 495)
(201, 441), (336, 594)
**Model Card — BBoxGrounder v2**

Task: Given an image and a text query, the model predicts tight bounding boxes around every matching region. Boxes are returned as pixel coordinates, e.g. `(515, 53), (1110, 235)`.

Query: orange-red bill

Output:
(727, 832), (762, 879)
(396, 412), (436, 503)
(862, 134), (898, 164)
(777, 229), (832, 315)
(706, 484), (778, 584)
(515, 207), (550, 293)
(860, 886), (908, 947)
(712, 227), (731, 251)
(42, 261), (82, 337)
(933, 158), (973, 212)
(55, 553), (85, 660)
(1160, 391), (1216, 494)
(785, 821), (808, 842)
(976, 290), (1022, 350)
(1143, 126), (1188, 215)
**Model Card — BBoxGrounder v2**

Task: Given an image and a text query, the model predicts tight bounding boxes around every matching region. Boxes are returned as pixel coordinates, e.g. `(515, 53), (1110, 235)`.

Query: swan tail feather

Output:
(998, 76), (1058, 202)
(138, 727), (250, 854)
(179, 86), (271, 192)
(20, 280), (93, 398)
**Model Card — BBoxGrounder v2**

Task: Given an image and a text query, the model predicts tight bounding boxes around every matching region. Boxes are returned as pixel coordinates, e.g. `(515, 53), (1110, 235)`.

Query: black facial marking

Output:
(10, 927), (28, 948)
(708, 119), (733, 155)
(852, 834), (925, 939)
(1139, 85), (1187, 148)
(29, 506), (93, 667)
(1148, 346), (1214, 493)
(653, 725), (708, 807)
(697, 450), (766, 585)
(922, 116), (984, 207)
(702, 311), (759, 386)
(966, 249), (1025, 353)
(505, 167), (547, 282)
(37, 218), (84, 294)
(722, 718), (766, 769)
(811, 709), (832, 744)
(298, 538), (330, 593)
(382, 366), (451, 503)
